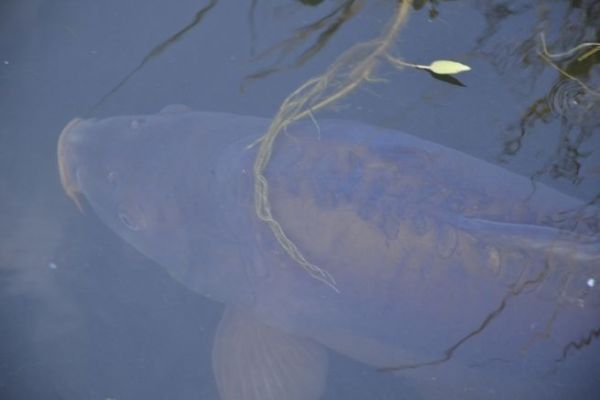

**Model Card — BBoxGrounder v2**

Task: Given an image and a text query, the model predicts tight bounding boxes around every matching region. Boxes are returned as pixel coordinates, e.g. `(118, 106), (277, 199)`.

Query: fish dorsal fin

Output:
(212, 307), (328, 400)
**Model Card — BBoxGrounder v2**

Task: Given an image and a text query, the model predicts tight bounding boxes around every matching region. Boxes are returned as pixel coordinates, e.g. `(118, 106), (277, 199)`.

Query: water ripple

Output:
(547, 78), (600, 128)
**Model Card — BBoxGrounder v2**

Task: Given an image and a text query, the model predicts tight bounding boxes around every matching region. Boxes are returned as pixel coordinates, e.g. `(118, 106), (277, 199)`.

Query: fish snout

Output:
(57, 118), (87, 212)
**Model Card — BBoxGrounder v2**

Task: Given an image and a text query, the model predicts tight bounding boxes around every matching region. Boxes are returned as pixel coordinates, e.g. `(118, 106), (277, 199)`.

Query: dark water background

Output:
(1, 0), (599, 399)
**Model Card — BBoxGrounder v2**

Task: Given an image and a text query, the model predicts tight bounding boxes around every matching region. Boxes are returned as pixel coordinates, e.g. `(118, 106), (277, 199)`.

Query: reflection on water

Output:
(1, 0), (599, 399)
(473, 0), (600, 194)
(244, 0), (364, 86)
(89, 0), (219, 114)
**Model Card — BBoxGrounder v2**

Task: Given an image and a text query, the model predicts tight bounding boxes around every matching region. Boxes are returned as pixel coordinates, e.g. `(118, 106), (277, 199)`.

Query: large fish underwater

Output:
(57, 105), (600, 399)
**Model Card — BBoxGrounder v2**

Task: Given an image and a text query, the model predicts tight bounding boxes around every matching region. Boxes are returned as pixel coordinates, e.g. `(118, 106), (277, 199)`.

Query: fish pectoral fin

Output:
(212, 307), (328, 400)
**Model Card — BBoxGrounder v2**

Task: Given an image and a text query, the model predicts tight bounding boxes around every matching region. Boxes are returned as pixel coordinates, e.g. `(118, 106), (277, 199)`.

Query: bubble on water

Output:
(587, 278), (595, 288)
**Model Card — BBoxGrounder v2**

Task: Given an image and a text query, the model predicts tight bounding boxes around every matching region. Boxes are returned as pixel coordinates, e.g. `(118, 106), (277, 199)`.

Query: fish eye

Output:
(118, 211), (141, 231)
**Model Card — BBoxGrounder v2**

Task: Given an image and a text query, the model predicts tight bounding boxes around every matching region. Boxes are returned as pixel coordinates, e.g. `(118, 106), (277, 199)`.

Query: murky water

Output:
(1, 1), (598, 399)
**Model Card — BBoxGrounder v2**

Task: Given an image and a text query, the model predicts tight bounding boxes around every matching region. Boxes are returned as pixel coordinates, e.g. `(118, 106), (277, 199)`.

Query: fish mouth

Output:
(58, 118), (86, 213)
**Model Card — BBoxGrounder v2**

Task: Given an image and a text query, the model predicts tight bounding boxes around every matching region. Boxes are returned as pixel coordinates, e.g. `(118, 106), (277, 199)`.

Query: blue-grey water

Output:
(1, 1), (599, 399)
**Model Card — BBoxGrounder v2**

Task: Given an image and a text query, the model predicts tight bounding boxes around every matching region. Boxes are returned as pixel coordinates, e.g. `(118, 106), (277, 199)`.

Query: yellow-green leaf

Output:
(428, 60), (471, 75)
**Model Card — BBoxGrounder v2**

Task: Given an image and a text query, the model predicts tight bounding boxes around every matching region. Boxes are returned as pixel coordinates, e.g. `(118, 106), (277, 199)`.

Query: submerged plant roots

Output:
(252, 1), (412, 292)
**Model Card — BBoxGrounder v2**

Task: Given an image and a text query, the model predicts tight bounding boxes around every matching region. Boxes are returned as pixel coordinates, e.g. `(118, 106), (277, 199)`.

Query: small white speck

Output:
(48, 262), (57, 270)
(3, 60), (9, 65)
(587, 278), (595, 288)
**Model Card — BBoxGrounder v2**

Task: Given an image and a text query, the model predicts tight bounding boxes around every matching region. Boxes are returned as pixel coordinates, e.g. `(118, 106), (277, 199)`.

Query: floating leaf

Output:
(427, 60), (471, 75)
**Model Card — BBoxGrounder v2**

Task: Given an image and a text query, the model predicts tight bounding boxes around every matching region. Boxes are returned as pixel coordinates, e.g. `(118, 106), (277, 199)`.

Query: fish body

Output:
(58, 106), (600, 399)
